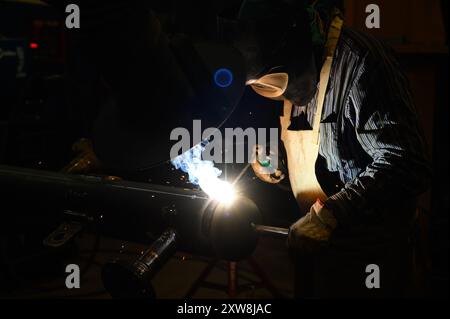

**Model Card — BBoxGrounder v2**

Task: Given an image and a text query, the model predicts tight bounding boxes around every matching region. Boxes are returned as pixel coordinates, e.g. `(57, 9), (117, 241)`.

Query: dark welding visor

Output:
(217, 0), (319, 106)
(93, 29), (246, 171)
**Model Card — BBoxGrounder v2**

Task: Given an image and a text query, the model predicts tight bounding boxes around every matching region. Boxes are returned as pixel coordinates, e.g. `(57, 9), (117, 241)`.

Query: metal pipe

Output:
(101, 229), (177, 299)
(253, 224), (289, 237)
(0, 165), (261, 261)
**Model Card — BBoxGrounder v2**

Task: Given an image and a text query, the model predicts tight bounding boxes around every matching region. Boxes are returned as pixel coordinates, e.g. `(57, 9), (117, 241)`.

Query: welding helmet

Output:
(217, 0), (321, 105)
(92, 9), (246, 171)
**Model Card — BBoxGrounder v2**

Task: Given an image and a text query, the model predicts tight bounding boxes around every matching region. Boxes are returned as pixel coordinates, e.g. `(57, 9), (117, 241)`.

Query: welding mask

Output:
(217, 0), (320, 106)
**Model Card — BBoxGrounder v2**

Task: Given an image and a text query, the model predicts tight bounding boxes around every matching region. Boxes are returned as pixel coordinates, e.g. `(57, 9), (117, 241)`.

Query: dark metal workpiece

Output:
(0, 165), (261, 261)
(102, 229), (177, 299)
(43, 221), (83, 248)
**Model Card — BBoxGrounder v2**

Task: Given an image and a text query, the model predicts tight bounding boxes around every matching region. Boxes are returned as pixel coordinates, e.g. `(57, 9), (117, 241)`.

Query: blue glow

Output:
(214, 68), (233, 88)
(171, 144), (236, 203)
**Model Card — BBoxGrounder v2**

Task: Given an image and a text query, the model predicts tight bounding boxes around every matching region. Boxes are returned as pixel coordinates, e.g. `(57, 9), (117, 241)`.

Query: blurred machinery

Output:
(0, 1), (71, 170)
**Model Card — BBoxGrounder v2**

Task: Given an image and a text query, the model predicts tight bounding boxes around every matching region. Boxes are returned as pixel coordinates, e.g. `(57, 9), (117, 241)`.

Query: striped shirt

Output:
(289, 27), (431, 227)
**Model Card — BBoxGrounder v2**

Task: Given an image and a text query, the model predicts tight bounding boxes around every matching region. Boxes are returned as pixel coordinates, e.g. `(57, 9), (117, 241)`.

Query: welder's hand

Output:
(251, 145), (285, 184)
(288, 200), (337, 255)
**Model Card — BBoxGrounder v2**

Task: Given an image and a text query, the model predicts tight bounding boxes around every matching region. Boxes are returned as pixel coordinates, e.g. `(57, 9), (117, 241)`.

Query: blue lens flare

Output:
(214, 68), (233, 88)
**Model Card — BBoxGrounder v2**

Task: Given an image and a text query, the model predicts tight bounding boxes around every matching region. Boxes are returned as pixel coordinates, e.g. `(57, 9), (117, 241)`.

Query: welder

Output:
(44, 0), (432, 298)
(219, 0), (431, 298)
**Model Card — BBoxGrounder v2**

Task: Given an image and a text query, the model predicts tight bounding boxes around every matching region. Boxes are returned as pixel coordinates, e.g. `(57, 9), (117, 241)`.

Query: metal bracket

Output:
(43, 221), (83, 248)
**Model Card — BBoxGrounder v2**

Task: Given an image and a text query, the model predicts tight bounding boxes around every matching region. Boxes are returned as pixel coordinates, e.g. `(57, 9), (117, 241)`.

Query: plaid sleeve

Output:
(324, 49), (432, 226)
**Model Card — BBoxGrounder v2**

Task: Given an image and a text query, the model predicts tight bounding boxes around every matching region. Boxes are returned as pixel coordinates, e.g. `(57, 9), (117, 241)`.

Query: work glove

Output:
(251, 145), (285, 184)
(288, 200), (337, 255)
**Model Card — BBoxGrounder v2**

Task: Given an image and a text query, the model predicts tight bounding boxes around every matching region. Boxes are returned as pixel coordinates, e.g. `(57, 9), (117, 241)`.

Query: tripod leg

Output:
(247, 257), (287, 299)
(185, 259), (218, 298)
(227, 261), (238, 298)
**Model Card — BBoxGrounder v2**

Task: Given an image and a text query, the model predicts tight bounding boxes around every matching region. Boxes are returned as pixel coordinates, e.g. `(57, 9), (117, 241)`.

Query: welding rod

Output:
(253, 224), (289, 237)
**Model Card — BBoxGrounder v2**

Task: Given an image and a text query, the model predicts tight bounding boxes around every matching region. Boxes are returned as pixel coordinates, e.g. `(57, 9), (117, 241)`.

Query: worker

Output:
(219, 0), (431, 298)
(48, 0), (431, 297)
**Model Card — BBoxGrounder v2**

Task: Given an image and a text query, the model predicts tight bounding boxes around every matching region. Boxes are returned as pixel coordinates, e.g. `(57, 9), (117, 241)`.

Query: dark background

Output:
(0, 0), (447, 298)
